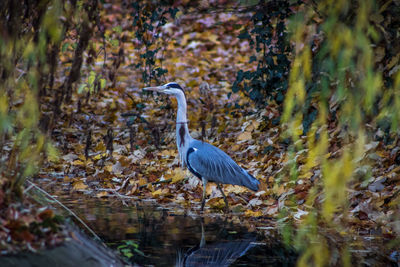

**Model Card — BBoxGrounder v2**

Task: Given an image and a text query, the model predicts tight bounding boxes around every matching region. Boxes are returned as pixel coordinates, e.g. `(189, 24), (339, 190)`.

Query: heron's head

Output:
(143, 82), (184, 96)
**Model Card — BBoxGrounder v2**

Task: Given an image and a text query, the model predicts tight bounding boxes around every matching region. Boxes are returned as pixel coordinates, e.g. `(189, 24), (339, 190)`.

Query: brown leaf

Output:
(38, 209), (54, 221)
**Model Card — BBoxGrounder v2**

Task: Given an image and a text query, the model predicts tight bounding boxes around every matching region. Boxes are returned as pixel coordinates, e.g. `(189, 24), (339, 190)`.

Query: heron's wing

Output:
(187, 140), (259, 190)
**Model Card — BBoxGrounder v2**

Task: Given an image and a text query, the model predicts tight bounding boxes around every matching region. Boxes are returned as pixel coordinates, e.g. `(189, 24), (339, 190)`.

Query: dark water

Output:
(31, 174), (398, 266)
(57, 197), (297, 266)
(51, 195), (399, 266)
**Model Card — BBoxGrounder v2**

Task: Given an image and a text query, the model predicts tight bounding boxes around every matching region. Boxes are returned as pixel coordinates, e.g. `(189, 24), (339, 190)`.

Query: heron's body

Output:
(186, 139), (259, 191)
(144, 82), (260, 211)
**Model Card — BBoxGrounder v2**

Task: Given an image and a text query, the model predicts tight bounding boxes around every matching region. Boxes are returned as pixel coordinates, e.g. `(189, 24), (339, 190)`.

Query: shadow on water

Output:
(58, 197), (297, 266)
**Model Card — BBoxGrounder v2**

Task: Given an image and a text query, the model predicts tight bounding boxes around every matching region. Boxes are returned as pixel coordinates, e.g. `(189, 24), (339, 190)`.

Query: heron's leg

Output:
(217, 183), (229, 213)
(201, 178), (207, 211)
(199, 220), (205, 248)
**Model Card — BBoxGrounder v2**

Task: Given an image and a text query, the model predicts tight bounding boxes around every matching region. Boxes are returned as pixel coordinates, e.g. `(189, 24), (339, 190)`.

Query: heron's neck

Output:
(175, 92), (191, 165)
(176, 93), (188, 124)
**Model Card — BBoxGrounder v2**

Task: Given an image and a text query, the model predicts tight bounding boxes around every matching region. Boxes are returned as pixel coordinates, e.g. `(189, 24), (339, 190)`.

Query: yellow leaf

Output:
(207, 34), (219, 44)
(252, 120), (260, 130)
(246, 124), (255, 132)
(375, 150), (387, 158)
(244, 210), (262, 217)
(181, 34), (191, 46)
(159, 149), (174, 157)
(72, 143), (85, 152)
(273, 56), (278, 65)
(93, 152), (107, 161)
(95, 142), (106, 151)
(276, 184), (286, 195)
(171, 168), (186, 183)
(152, 189), (162, 198)
(187, 79), (198, 88)
(73, 181), (87, 190)
(387, 53), (399, 70)
(72, 160), (84, 166)
(231, 144), (241, 151)
(208, 198), (225, 209)
(237, 131), (252, 141)
(225, 185), (247, 194)
(138, 177), (147, 186)
(162, 188), (170, 195)
(104, 164), (113, 173)
(206, 184), (215, 195)
(125, 227), (138, 234)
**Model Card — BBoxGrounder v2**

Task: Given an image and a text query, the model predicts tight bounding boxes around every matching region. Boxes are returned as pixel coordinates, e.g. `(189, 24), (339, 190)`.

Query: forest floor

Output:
(36, 2), (400, 233)
(27, 2), (400, 261)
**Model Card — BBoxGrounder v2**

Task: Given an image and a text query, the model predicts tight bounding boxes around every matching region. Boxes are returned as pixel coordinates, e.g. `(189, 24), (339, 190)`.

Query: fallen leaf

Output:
(237, 131), (252, 141)
(171, 168), (185, 183)
(248, 198), (262, 207)
(38, 209), (54, 221)
(63, 153), (78, 162)
(72, 159), (85, 166)
(93, 152), (107, 161)
(152, 189), (163, 198)
(244, 209), (262, 217)
(112, 161), (124, 175)
(73, 180), (88, 190)
(225, 185), (247, 194)
(96, 191), (108, 198)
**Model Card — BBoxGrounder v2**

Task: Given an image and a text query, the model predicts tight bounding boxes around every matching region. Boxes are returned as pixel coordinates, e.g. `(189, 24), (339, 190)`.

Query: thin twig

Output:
(25, 180), (102, 242)
(99, 188), (137, 199)
(138, 177), (191, 190)
(139, 178), (172, 189)
(97, 188), (138, 206)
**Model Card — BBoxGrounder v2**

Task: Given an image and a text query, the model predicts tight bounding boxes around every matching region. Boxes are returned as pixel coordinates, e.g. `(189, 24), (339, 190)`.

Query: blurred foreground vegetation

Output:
(282, 1), (400, 265)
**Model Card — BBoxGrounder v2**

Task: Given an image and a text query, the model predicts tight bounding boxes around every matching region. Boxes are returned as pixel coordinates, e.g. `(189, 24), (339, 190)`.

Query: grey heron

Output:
(143, 82), (260, 212)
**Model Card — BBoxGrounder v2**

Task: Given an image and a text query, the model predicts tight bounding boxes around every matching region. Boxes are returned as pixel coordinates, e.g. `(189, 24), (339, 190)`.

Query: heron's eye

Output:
(167, 83), (182, 90)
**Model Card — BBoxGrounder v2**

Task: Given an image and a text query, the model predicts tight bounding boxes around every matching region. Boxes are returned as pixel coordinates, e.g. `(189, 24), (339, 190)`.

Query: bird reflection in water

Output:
(176, 222), (257, 267)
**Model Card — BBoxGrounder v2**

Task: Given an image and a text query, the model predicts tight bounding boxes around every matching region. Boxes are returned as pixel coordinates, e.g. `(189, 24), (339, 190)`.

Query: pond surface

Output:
(57, 197), (297, 266)
(31, 173), (398, 266)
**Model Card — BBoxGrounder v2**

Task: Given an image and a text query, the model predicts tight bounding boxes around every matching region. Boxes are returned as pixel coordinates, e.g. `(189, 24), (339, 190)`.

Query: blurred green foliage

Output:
(0, 0), (63, 200)
(281, 0), (400, 265)
(0, 0), (98, 201)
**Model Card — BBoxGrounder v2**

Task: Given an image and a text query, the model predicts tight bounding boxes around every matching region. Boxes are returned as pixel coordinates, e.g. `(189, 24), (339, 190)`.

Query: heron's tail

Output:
(243, 171), (260, 191)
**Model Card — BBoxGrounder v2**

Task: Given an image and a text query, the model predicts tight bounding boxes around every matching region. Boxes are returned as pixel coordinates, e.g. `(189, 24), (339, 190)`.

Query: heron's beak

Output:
(143, 85), (167, 93)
